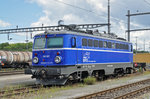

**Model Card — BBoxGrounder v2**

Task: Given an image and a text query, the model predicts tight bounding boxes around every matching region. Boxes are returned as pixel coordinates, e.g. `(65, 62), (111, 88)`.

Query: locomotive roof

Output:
(35, 30), (131, 43)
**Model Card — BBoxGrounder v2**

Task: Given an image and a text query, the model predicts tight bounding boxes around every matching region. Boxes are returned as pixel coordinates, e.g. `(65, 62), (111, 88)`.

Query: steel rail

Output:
(0, 85), (41, 98)
(76, 78), (150, 99)
(0, 70), (24, 76)
(115, 86), (150, 99)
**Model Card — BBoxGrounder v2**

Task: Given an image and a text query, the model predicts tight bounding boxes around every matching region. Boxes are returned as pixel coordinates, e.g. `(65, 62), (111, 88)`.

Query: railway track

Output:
(0, 70), (24, 76)
(0, 84), (41, 98)
(76, 78), (150, 99)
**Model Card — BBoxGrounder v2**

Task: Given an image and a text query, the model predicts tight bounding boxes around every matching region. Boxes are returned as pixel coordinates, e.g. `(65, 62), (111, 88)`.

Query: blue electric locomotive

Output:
(26, 24), (133, 85)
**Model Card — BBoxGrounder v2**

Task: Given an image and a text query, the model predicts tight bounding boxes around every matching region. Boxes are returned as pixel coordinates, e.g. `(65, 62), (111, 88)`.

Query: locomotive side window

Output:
(122, 44), (125, 49)
(112, 43), (116, 49)
(107, 42), (112, 48)
(103, 41), (107, 48)
(71, 37), (76, 48)
(34, 38), (46, 49)
(94, 40), (98, 47)
(88, 39), (93, 47)
(119, 44), (121, 49)
(120, 44), (123, 49)
(47, 37), (63, 48)
(116, 43), (119, 49)
(82, 38), (87, 46)
(123, 44), (127, 50)
(99, 41), (103, 48)
(126, 45), (129, 50)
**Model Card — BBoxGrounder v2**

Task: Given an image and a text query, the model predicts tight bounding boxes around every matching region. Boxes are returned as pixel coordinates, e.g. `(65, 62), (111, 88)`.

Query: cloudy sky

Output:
(0, 0), (150, 51)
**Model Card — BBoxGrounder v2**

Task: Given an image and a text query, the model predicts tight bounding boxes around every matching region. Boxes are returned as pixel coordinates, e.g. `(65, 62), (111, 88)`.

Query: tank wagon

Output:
(25, 24), (133, 85)
(0, 51), (32, 68)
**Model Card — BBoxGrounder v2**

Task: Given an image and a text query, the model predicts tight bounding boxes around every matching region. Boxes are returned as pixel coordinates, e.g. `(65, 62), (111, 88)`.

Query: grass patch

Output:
(0, 84), (24, 92)
(143, 70), (150, 75)
(26, 83), (85, 99)
(83, 77), (96, 85)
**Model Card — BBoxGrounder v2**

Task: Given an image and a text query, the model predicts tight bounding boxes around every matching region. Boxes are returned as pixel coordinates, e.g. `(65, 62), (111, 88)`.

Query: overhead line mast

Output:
(108, 0), (111, 34)
(126, 10), (150, 42)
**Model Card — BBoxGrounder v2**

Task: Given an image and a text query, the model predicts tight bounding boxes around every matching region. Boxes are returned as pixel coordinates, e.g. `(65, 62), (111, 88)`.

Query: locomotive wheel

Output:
(120, 69), (125, 77)
(65, 79), (73, 85)
(19, 65), (24, 69)
(126, 68), (133, 74)
(98, 75), (104, 81)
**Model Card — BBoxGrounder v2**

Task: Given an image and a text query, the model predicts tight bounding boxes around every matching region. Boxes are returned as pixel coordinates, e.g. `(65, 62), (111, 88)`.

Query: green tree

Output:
(133, 49), (149, 53)
(0, 42), (9, 49)
(0, 42), (33, 52)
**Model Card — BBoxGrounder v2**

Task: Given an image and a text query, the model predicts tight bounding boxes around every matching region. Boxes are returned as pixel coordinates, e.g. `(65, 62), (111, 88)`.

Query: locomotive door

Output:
(71, 37), (82, 64)
(77, 38), (83, 64)
(77, 45), (82, 64)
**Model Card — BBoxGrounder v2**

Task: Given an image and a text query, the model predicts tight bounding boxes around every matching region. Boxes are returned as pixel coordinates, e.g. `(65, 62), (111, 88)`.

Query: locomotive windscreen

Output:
(47, 37), (63, 48)
(34, 38), (46, 49)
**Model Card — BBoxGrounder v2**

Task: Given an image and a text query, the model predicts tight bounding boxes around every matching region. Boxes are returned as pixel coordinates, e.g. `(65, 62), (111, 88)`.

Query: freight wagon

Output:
(0, 51), (32, 68)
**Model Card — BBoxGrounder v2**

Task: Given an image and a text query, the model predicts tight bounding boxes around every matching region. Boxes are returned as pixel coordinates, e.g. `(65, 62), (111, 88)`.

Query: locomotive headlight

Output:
(33, 57), (39, 64)
(55, 56), (61, 63)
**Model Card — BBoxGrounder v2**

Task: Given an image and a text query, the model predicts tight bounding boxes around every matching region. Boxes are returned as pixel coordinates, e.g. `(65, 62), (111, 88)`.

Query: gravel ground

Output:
(47, 73), (150, 99)
(137, 92), (150, 99)
(0, 74), (35, 88)
(1, 72), (150, 99)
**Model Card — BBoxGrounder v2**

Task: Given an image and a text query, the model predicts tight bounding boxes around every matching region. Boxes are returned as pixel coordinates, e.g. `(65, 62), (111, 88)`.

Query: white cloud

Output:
(29, 0), (88, 26)
(26, 0), (150, 51)
(86, 0), (107, 12)
(0, 20), (11, 27)
(31, 16), (51, 27)
(63, 14), (85, 24)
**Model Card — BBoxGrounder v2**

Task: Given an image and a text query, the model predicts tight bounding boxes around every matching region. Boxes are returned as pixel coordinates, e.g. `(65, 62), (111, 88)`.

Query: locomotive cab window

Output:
(47, 37), (63, 48)
(34, 38), (46, 49)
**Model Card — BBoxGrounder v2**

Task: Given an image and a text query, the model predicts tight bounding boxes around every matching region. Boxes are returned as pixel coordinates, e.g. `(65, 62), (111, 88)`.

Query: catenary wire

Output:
(53, 0), (128, 24)
(143, 0), (150, 6)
